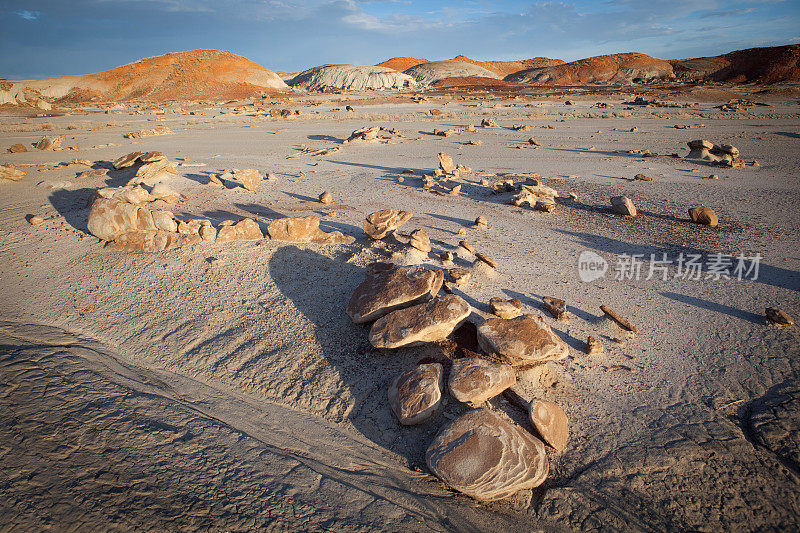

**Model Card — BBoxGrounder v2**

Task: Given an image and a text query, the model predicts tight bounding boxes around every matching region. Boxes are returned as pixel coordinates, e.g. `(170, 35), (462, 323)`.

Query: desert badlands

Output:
(1, 43), (799, 531)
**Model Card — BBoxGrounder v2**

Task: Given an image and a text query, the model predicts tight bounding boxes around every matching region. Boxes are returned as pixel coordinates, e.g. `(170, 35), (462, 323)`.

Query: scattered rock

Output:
(511, 183), (557, 209)
(369, 294), (471, 348)
(586, 336), (604, 355)
(686, 140), (743, 167)
(458, 240), (475, 255)
(199, 224), (217, 242)
(319, 191), (332, 204)
(125, 125), (173, 139)
(113, 151), (165, 170)
(467, 139), (482, 146)
(490, 298), (522, 319)
(688, 206), (718, 227)
(235, 168), (262, 191)
(438, 152), (456, 173)
(28, 215), (44, 226)
(0, 163), (26, 181)
(477, 315), (569, 366)
(267, 215), (353, 244)
(440, 251), (454, 262)
(542, 296), (568, 320)
(474, 216), (488, 228)
(344, 125), (381, 143)
(8, 144), (27, 153)
(481, 118), (498, 127)
(600, 305), (638, 333)
(611, 195), (637, 216)
(529, 400), (569, 452)
(35, 135), (63, 151)
(76, 169), (108, 180)
(475, 252), (497, 269)
(409, 229), (431, 252)
(448, 268), (471, 286)
(449, 357), (516, 405)
(426, 408), (548, 502)
(388, 363), (443, 425)
(634, 173), (652, 181)
(363, 209), (413, 239)
(347, 263), (444, 324)
(765, 307), (794, 328)
(528, 137), (541, 146)
(215, 218), (263, 242)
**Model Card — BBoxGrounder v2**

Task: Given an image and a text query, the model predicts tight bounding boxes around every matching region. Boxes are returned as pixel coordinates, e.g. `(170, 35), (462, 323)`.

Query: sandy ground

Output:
(1, 88), (799, 531)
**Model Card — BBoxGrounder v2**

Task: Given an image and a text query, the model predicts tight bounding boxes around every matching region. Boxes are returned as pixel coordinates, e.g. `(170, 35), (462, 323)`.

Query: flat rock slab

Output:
(216, 219), (263, 242)
(530, 399), (569, 452)
(477, 314), (569, 366)
(370, 295), (471, 349)
(449, 357), (516, 405)
(267, 215), (353, 244)
(347, 264), (443, 324)
(426, 408), (549, 501)
(387, 363), (443, 425)
(490, 298), (522, 319)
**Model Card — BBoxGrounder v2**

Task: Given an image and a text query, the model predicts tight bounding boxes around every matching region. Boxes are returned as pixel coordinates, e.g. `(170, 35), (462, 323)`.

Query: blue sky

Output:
(1, 0), (798, 79)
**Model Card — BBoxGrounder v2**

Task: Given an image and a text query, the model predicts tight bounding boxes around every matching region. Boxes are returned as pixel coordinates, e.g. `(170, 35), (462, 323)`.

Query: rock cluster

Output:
(388, 363), (443, 425)
(478, 315), (569, 366)
(267, 215), (354, 244)
(370, 294), (471, 348)
(0, 163), (25, 181)
(363, 209), (412, 239)
(686, 140), (744, 167)
(347, 263), (443, 323)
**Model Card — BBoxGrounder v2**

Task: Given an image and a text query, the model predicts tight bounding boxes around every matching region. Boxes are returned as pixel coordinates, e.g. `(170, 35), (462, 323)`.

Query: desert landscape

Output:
(1, 20), (799, 531)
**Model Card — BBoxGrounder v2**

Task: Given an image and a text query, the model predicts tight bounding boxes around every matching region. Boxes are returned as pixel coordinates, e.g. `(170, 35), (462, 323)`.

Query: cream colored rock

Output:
(611, 195), (637, 216)
(409, 229), (431, 252)
(586, 336), (604, 355)
(150, 182), (181, 203)
(87, 198), (155, 241)
(199, 224), (217, 242)
(542, 296), (568, 321)
(267, 215), (354, 244)
(387, 363), (443, 425)
(109, 231), (200, 252)
(369, 294), (471, 348)
(347, 263), (444, 324)
(426, 408), (549, 502)
(236, 168), (262, 191)
(128, 158), (178, 186)
(490, 298), (522, 319)
(438, 152), (456, 173)
(363, 209), (413, 239)
(35, 135), (63, 151)
(474, 216), (488, 227)
(449, 357), (516, 405)
(529, 400), (569, 452)
(151, 210), (177, 233)
(477, 314), (569, 366)
(28, 215), (44, 226)
(448, 268), (470, 286)
(319, 191), (332, 204)
(113, 151), (166, 170)
(0, 164), (25, 181)
(215, 218), (263, 242)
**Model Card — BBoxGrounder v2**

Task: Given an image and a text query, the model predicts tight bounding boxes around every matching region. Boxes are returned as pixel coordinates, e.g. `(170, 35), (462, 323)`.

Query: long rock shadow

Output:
(556, 229), (800, 292)
(660, 292), (764, 324)
(268, 246), (454, 469)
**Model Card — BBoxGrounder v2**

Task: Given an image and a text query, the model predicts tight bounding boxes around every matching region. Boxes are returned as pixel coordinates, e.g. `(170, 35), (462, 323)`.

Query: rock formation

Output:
(266, 216), (354, 244)
(671, 44), (800, 84)
(477, 315), (569, 366)
(404, 61), (501, 86)
(426, 408), (549, 501)
(529, 400), (569, 451)
(448, 357), (516, 405)
(363, 209), (413, 239)
(506, 53), (674, 85)
(387, 363), (443, 425)
(288, 64), (417, 91)
(375, 57), (429, 72)
(369, 295), (471, 348)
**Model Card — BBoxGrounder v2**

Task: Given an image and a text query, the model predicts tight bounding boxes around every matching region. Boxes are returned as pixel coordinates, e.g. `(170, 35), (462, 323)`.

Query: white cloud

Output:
(16, 10), (41, 20)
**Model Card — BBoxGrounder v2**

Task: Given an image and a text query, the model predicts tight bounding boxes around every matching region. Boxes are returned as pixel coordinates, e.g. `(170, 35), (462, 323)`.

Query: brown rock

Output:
(611, 195), (637, 216)
(458, 240), (475, 255)
(438, 152), (456, 173)
(600, 305), (638, 333)
(634, 173), (653, 181)
(448, 268), (470, 286)
(8, 144), (27, 153)
(28, 215), (44, 226)
(387, 363), (443, 425)
(109, 231), (200, 252)
(542, 296), (568, 320)
(319, 191), (332, 204)
(150, 182), (181, 203)
(765, 307), (794, 328)
(586, 336), (603, 355)
(409, 229), (431, 252)
(35, 136), (63, 151)
(151, 211), (177, 233)
(449, 357), (516, 405)
(215, 218), (263, 242)
(474, 215), (488, 227)
(477, 315), (569, 366)
(475, 252), (497, 269)
(529, 400), (569, 452)
(235, 168), (262, 191)
(113, 151), (161, 169)
(199, 224), (217, 242)
(426, 408), (549, 502)
(347, 263), (444, 324)
(528, 137), (541, 146)
(76, 169), (109, 180)
(267, 215), (353, 244)
(369, 294), (471, 348)
(440, 251), (454, 262)
(481, 118), (498, 127)
(0, 163), (25, 181)
(363, 209), (413, 239)
(490, 298), (522, 319)
(688, 206), (718, 227)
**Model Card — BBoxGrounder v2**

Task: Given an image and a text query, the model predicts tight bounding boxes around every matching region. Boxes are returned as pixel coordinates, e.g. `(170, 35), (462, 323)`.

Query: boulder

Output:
(8, 143), (27, 153)
(199, 224), (217, 242)
(151, 210), (178, 233)
(490, 298), (522, 319)
(766, 307), (794, 328)
(267, 215), (354, 244)
(409, 229), (431, 252)
(542, 296), (568, 320)
(113, 151), (166, 170)
(35, 135), (63, 151)
(0, 163), (25, 181)
(529, 399), (569, 452)
(363, 209), (413, 239)
(347, 263), (444, 324)
(477, 314), (569, 366)
(438, 152), (456, 173)
(319, 191), (332, 204)
(215, 218), (263, 242)
(369, 294), (471, 348)
(448, 268), (471, 286)
(87, 198), (155, 241)
(387, 363), (443, 425)
(109, 231), (200, 252)
(128, 158), (178, 186)
(686, 140), (742, 166)
(150, 182), (181, 203)
(426, 408), (549, 501)
(688, 207), (718, 227)
(611, 195), (637, 216)
(344, 126), (381, 143)
(235, 168), (262, 191)
(449, 357), (516, 405)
